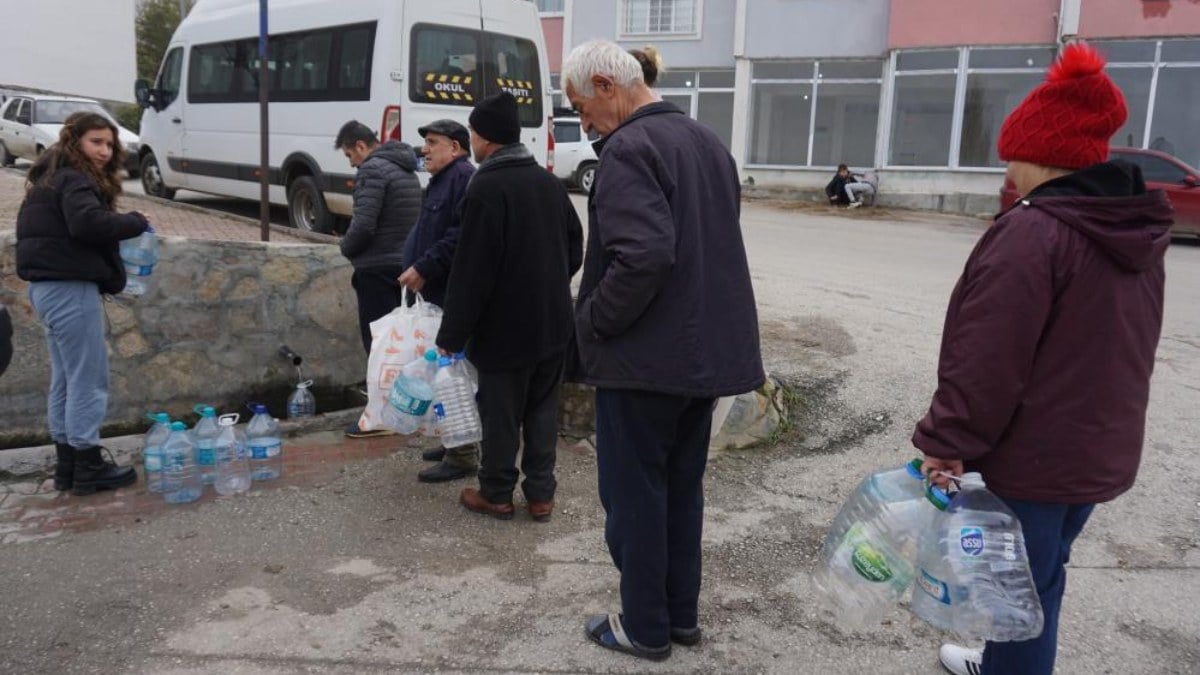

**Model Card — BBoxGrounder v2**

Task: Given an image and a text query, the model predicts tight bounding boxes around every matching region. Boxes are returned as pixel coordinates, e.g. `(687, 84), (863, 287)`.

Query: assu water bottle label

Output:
(960, 527), (985, 557)
(125, 263), (154, 277)
(250, 440), (282, 459)
(917, 568), (952, 604)
(144, 453), (162, 472)
(433, 403), (446, 421)
(196, 445), (216, 466)
(388, 385), (431, 416)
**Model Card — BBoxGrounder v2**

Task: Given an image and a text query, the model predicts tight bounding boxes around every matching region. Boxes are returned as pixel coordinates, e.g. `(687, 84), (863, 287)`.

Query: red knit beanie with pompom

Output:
(996, 42), (1128, 170)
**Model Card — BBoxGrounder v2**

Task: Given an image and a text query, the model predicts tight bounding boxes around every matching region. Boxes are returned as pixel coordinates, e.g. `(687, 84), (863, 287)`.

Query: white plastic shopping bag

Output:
(358, 290), (442, 431)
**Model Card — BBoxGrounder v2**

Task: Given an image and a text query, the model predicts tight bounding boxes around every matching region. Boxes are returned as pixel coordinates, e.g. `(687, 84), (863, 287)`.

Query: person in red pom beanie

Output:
(911, 42), (1175, 675)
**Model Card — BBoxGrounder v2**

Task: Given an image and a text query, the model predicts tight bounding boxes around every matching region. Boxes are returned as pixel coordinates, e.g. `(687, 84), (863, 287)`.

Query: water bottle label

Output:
(388, 387), (431, 416)
(917, 569), (952, 605)
(960, 527), (985, 557)
(196, 445), (216, 466)
(849, 542), (894, 583)
(124, 263), (154, 277)
(144, 454), (162, 472)
(433, 402), (446, 421)
(250, 440), (282, 459)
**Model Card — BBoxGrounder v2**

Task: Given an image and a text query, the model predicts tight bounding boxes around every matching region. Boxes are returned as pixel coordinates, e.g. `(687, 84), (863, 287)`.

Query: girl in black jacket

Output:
(15, 112), (148, 495)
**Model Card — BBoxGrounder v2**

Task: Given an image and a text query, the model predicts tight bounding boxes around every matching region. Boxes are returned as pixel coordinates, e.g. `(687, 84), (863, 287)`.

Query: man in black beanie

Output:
(436, 92), (584, 522)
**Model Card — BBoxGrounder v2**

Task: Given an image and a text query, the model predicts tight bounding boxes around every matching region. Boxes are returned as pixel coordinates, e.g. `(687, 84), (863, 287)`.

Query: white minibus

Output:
(134, 0), (553, 233)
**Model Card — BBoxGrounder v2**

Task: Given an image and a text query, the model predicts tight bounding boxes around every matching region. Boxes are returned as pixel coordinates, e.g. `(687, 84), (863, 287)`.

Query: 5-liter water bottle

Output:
(812, 459), (950, 626)
(213, 413), (251, 496)
(191, 405), (220, 485)
(161, 421), (202, 504)
(120, 227), (158, 297)
(287, 380), (316, 419)
(141, 412), (172, 493)
(433, 352), (483, 448)
(911, 472), (1043, 642)
(245, 403), (283, 481)
(382, 351), (438, 434)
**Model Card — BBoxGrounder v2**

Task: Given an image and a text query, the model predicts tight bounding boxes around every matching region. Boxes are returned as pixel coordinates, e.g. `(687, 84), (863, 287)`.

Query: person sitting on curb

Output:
(398, 119), (481, 484)
(435, 92), (583, 524)
(333, 120), (422, 439)
(825, 164), (853, 206)
(843, 169), (877, 208)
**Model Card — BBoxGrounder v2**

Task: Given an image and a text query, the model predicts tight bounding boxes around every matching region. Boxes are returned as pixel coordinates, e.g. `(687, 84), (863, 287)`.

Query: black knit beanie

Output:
(468, 92), (521, 145)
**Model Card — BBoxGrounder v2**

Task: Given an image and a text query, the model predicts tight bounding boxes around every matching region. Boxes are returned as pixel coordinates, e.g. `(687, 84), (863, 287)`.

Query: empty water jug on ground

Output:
(161, 421), (202, 504)
(812, 459), (949, 626)
(141, 412), (172, 493)
(191, 405), (219, 485)
(213, 413), (251, 496)
(433, 353), (483, 448)
(120, 227), (158, 297)
(287, 380), (316, 419)
(245, 404), (283, 481)
(382, 350), (438, 434)
(910, 472), (1043, 642)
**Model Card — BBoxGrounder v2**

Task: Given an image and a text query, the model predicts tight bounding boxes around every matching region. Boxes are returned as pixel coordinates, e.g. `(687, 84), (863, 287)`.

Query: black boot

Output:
(53, 443), (74, 491)
(72, 446), (137, 496)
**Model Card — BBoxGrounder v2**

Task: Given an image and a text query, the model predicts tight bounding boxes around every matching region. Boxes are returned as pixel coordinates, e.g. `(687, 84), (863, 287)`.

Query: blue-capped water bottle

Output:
(433, 352), (482, 448)
(191, 405), (220, 485)
(120, 227), (158, 297)
(161, 421), (202, 504)
(245, 403), (283, 481)
(141, 412), (172, 493)
(382, 351), (438, 434)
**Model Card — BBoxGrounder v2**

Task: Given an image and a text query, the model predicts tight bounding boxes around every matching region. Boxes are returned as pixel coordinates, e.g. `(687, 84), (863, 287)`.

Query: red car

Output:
(1000, 147), (1200, 237)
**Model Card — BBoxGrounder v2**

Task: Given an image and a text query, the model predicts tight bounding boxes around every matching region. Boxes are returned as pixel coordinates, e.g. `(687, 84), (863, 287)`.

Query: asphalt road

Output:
(1, 199), (1197, 674)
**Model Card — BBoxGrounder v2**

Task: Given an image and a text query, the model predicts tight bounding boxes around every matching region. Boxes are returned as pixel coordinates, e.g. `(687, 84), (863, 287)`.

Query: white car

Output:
(0, 94), (140, 175)
(552, 114), (598, 193)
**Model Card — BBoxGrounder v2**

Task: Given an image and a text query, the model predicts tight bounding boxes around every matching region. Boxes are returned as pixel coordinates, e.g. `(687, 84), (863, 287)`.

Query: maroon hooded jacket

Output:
(913, 161), (1172, 504)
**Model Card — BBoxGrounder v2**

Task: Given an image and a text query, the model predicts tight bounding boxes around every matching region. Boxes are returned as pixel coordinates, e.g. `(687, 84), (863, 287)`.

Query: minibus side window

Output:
(410, 24), (481, 107)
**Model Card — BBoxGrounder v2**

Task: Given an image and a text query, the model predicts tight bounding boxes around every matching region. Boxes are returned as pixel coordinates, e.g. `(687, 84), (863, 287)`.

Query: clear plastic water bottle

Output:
(382, 351), (438, 434)
(245, 403), (283, 481)
(433, 352), (483, 448)
(161, 421), (202, 504)
(287, 379), (316, 419)
(812, 459), (950, 625)
(120, 227), (158, 297)
(141, 412), (172, 493)
(213, 413), (251, 496)
(191, 405), (220, 485)
(911, 472), (1043, 642)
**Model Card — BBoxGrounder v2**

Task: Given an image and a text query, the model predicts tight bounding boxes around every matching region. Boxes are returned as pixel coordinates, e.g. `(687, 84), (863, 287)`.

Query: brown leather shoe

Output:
(527, 500), (554, 522)
(459, 488), (514, 520)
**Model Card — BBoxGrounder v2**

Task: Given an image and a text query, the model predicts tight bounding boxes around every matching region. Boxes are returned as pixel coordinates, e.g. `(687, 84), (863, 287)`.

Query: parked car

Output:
(0, 94), (140, 176)
(1000, 147), (1200, 237)
(551, 112), (598, 192)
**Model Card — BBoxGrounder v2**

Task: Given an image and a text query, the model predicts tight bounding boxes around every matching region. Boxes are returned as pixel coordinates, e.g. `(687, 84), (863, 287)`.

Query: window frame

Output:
(746, 59), (884, 169)
(617, 0), (704, 41)
(186, 21), (375, 104)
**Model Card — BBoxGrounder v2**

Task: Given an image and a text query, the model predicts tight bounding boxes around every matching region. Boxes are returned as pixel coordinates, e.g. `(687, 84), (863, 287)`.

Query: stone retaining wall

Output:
(0, 232), (363, 446)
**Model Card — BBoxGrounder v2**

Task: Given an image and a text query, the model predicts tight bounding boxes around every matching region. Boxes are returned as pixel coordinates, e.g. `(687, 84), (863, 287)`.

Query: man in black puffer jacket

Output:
(335, 121), (422, 438)
(335, 121), (422, 354)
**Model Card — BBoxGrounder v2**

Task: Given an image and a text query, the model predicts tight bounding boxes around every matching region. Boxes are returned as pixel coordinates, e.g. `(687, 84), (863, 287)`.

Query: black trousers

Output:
(594, 388), (715, 649)
(476, 353), (565, 504)
(351, 265), (404, 354)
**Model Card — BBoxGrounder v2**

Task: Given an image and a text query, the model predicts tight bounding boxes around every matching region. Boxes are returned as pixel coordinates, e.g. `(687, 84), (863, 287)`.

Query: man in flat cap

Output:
(400, 118), (480, 483)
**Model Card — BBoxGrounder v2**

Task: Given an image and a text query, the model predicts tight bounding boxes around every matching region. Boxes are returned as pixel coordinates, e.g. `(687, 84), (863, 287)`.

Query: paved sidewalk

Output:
(0, 169), (327, 244)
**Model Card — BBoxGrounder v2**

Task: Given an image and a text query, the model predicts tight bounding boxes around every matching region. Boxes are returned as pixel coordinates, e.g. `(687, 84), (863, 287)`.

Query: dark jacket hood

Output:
(1021, 160), (1173, 272)
(369, 141), (418, 172)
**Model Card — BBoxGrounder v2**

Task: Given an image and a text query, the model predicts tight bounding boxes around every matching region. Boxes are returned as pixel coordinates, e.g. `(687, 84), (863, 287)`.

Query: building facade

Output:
(549, 0), (1200, 211)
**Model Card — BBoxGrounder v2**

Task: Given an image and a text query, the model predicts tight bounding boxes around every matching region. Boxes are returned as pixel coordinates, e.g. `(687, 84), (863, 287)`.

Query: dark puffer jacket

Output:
(16, 167), (147, 295)
(340, 141), (421, 269)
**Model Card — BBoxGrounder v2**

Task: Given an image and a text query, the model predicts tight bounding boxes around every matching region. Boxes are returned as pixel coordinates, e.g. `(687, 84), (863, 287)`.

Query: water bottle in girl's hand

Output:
(120, 227), (158, 297)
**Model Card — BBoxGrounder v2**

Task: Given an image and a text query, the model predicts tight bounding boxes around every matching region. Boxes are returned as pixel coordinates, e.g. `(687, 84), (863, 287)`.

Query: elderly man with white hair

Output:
(562, 40), (764, 662)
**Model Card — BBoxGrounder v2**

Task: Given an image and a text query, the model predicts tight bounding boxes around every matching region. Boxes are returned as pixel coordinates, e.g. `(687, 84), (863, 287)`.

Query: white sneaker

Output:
(848, 200), (863, 209)
(938, 644), (983, 675)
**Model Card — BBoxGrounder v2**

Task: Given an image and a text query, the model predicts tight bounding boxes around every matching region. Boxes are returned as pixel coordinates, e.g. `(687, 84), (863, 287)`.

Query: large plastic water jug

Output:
(140, 412), (171, 493)
(433, 353), (482, 448)
(120, 228), (158, 297)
